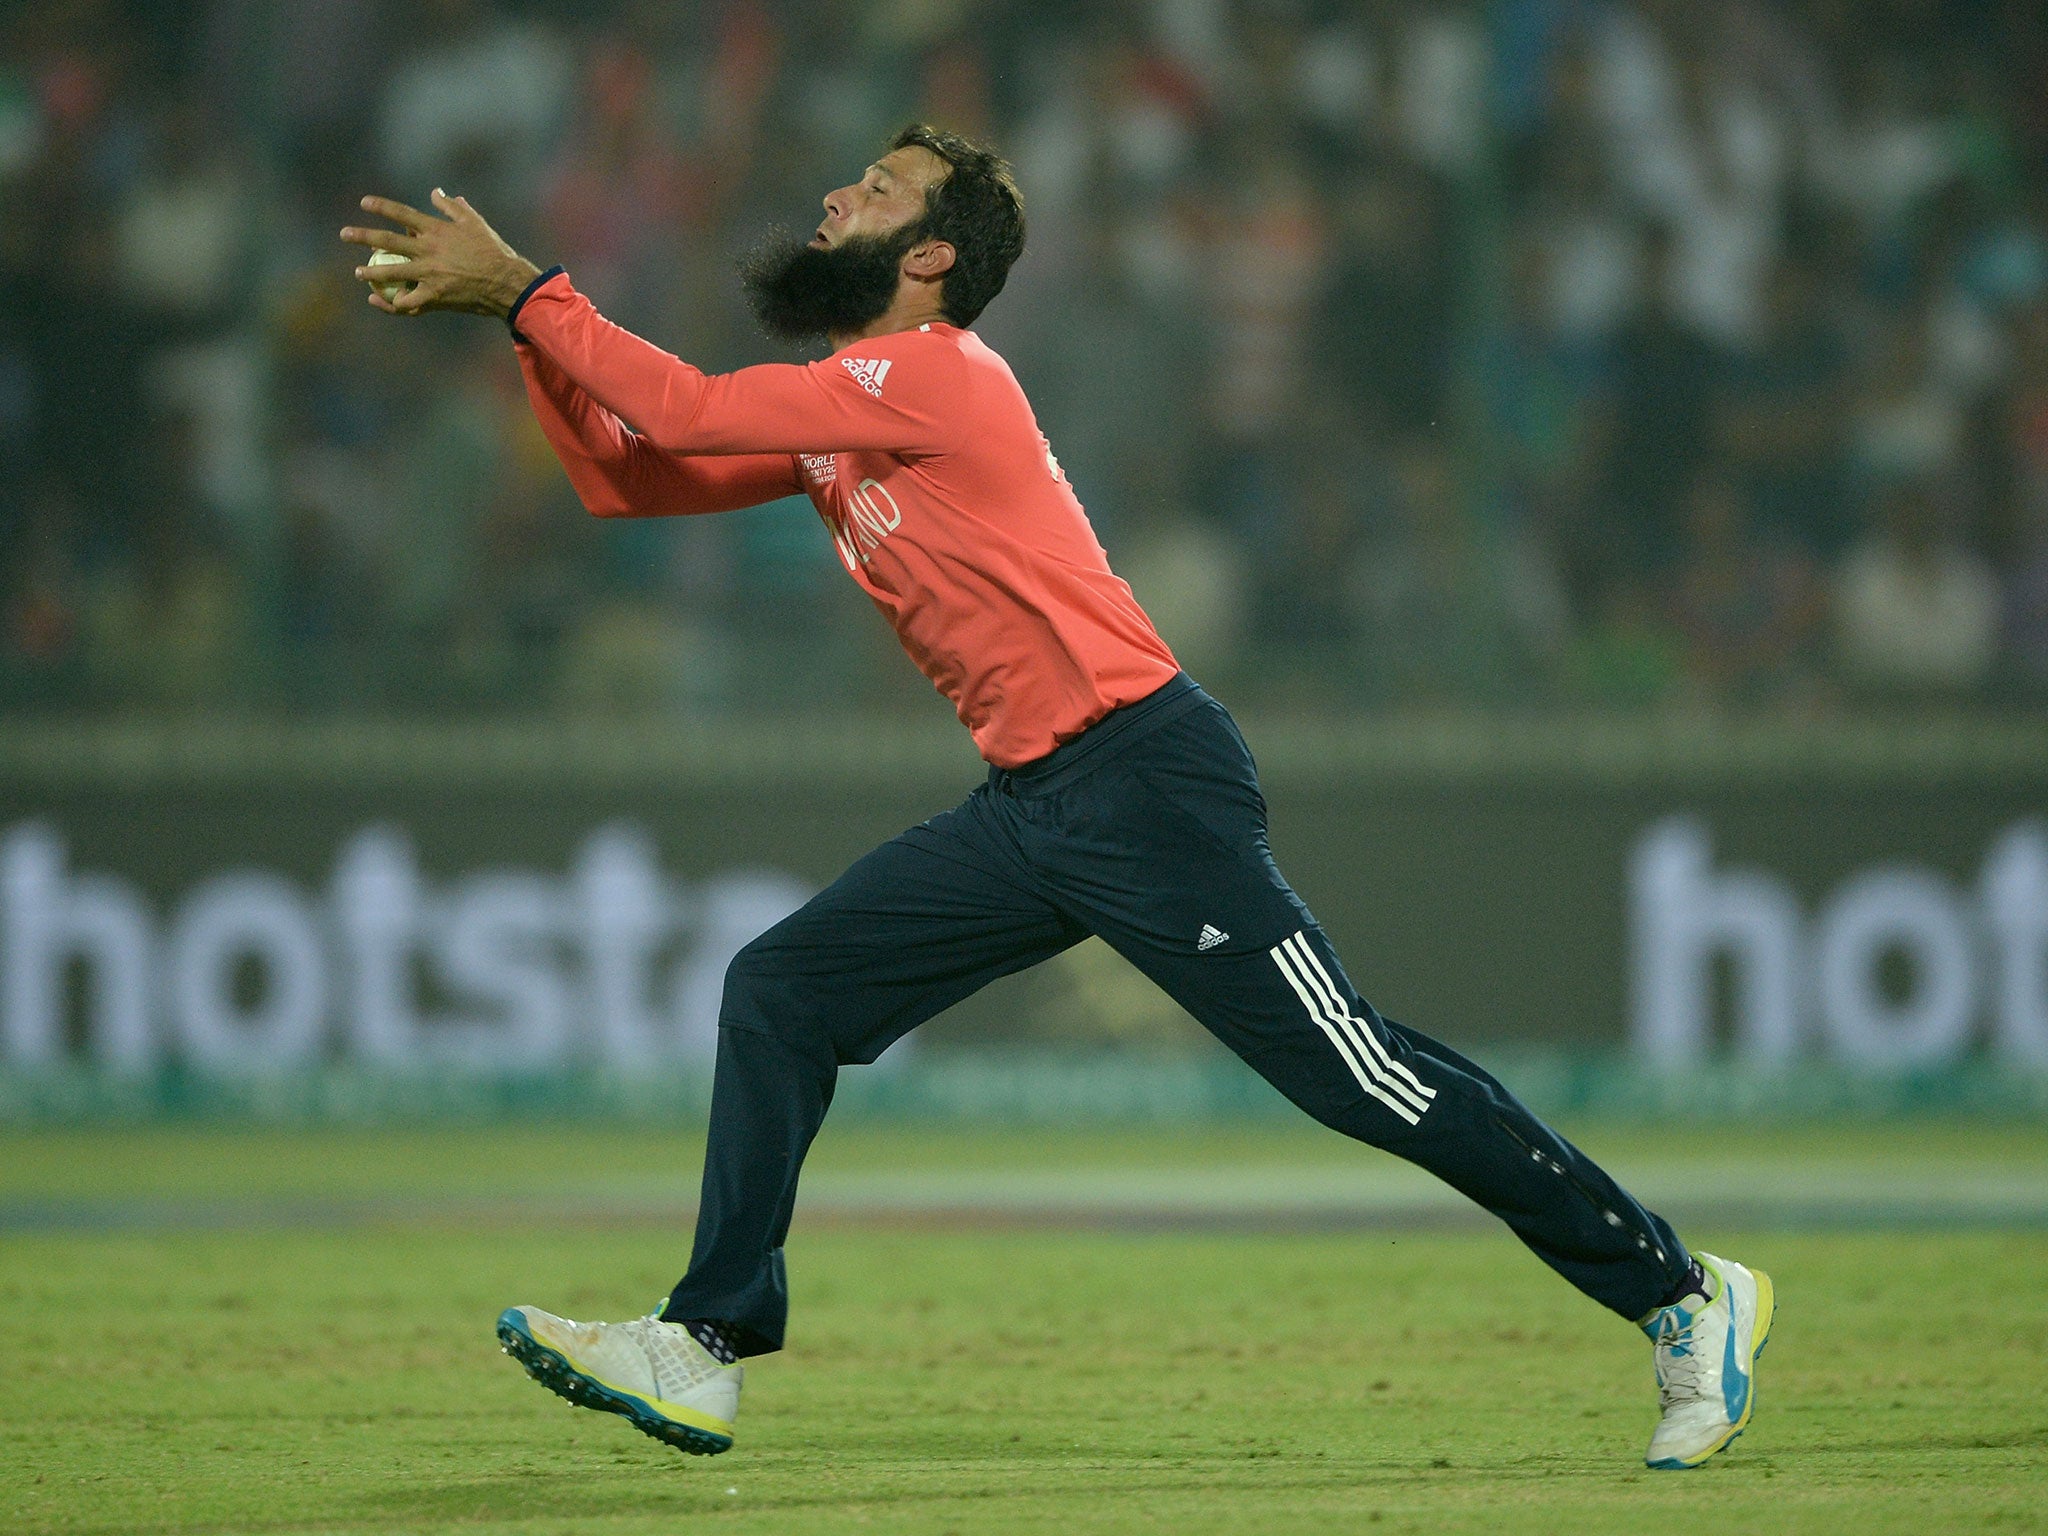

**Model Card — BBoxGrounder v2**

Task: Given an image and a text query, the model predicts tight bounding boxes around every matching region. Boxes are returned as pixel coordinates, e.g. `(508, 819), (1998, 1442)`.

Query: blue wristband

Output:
(507, 265), (566, 342)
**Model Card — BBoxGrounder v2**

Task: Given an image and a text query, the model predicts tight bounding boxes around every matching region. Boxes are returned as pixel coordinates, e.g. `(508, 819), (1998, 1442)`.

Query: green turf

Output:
(7, 1116), (2048, 1201)
(4, 1123), (2047, 1534)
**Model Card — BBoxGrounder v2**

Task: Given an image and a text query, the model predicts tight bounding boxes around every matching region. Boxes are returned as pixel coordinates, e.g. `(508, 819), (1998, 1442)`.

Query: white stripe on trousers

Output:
(1283, 932), (1436, 1108)
(1269, 930), (1435, 1123)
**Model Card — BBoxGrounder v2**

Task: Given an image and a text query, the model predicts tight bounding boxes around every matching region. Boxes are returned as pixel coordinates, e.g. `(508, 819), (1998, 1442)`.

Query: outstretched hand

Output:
(340, 189), (542, 319)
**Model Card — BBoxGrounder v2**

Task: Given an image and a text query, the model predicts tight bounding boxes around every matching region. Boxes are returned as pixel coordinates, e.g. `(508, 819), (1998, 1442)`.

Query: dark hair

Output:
(889, 123), (1025, 327)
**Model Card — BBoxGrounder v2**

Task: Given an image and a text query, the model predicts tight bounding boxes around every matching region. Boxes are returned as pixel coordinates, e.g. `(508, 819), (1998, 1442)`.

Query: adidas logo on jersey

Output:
(1197, 924), (1230, 952)
(842, 356), (893, 396)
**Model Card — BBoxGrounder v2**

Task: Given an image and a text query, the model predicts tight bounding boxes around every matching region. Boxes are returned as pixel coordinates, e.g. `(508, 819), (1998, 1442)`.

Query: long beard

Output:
(739, 224), (921, 344)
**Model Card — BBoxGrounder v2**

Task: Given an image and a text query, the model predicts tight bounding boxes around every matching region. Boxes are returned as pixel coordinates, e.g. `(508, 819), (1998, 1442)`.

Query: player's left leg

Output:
(1013, 685), (1771, 1465)
(658, 796), (1087, 1353)
(500, 788), (1088, 1455)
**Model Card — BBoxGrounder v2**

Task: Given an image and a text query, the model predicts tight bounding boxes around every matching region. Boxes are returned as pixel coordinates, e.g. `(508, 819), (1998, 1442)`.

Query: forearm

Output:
(517, 341), (660, 517)
(517, 339), (800, 517)
(509, 273), (738, 453)
(510, 271), (945, 457)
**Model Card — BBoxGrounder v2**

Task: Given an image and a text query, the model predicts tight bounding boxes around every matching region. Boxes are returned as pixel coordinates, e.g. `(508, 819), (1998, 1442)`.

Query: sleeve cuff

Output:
(507, 265), (567, 342)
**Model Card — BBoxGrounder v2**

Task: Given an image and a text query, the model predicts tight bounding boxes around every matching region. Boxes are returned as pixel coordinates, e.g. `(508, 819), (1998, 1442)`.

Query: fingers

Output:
(358, 194), (439, 231)
(366, 278), (435, 316)
(430, 187), (483, 227)
(350, 189), (498, 319)
(340, 227), (423, 255)
(351, 256), (428, 283)
(392, 278), (437, 314)
(431, 187), (490, 230)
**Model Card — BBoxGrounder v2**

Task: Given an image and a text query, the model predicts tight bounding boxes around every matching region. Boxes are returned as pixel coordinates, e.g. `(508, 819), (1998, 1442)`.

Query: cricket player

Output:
(342, 124), (1771, 1470)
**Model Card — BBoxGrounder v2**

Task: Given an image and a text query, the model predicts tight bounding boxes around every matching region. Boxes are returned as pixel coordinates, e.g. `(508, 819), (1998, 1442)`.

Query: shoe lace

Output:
(621, 1316), (720, 1397)
(1649, 1308), (1704, 1405)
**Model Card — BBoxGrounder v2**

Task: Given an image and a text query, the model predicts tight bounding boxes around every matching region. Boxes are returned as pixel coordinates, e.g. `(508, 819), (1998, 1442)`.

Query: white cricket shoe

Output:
(1640, 1252), (1775, 1469)
(497, 1305), (742, 1455)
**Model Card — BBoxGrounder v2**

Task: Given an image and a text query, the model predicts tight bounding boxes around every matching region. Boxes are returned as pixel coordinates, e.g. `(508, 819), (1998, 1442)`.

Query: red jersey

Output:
(511, 270), (1180, 767)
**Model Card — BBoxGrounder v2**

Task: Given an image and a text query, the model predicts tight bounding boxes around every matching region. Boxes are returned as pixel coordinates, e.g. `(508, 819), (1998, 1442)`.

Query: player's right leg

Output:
(500, 784), (1086, 1450)
(1638, 1252), (1775, 1468)
(1011, 685), (1771, 1465)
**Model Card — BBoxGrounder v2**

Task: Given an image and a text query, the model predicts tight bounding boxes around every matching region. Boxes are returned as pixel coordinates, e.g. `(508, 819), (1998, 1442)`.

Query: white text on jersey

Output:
(830, 477), (904, 570)
(842, 357), (893, 397)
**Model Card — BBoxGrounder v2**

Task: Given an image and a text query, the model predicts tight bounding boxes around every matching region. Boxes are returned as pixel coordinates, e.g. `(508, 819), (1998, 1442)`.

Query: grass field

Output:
(4, 1119), (2047, 1534)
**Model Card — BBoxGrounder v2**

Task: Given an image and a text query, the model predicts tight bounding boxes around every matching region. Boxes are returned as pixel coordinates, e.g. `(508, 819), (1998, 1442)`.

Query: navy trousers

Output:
(663, 675), (1689, 1354)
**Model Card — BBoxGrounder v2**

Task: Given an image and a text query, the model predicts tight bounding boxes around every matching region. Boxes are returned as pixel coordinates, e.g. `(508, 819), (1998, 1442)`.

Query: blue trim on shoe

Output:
(1721, 1296), (1750, 1423)
(1646, 1417), (1753, 1472)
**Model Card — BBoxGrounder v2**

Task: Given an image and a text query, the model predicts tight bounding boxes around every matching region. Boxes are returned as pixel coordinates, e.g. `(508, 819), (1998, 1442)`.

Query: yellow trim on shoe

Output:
(569, 1366), (735, 1438)
(1750, 1268), (1776, 1361)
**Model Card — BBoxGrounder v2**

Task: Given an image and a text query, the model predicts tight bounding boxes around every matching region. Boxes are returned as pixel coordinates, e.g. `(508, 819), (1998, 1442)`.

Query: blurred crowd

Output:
(3, 0), (2047, 716)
